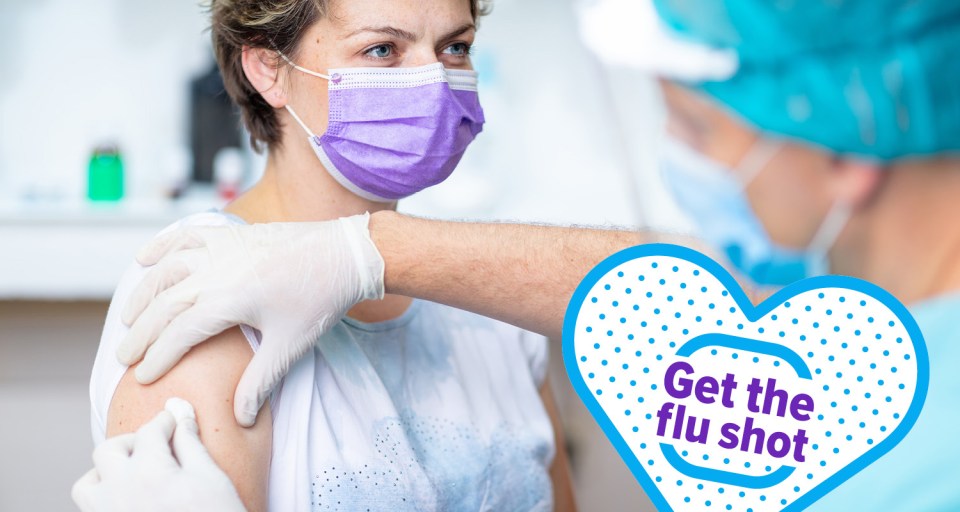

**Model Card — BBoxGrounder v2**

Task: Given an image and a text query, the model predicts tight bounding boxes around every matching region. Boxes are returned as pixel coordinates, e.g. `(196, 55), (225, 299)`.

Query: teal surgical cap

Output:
(653, 0), (960, 161)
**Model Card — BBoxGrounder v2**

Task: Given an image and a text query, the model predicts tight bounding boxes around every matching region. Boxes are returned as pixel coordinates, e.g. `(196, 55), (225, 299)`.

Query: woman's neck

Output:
(227, 143), (396, 223)
(224, 145), (413, 323)
(833, 157), (960, 306)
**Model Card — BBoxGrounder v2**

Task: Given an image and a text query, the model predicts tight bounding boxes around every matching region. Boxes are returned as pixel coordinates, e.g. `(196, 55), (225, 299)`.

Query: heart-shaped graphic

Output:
(563, 244), (928, 511)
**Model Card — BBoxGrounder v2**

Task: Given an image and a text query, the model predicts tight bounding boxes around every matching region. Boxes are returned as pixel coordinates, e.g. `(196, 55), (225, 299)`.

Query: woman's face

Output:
(281, 0), (477, 137)
(659, 80), (840, 251)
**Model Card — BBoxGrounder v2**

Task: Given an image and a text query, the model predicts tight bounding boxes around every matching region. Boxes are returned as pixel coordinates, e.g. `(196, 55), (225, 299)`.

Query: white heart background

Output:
(563, 245), (928, 512)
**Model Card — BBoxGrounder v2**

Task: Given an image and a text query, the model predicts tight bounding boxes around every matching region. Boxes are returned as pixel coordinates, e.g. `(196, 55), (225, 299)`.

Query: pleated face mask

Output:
(281, 54), (486, 202)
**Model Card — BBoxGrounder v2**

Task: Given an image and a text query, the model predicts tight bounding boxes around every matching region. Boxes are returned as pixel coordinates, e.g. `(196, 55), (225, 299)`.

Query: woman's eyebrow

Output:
(343, 23), (475, 44)
(346, 26), (419, 42)
(438, 23), (476, 42)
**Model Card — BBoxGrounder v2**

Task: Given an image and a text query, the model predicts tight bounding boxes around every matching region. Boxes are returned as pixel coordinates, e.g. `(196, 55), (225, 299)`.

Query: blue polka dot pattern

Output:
(565, 248), (926, 512)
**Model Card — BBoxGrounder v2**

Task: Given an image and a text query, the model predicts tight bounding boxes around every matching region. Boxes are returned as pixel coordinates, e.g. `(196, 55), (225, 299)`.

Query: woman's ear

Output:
(830, 157), (884, 209)
(241, 46), (287, 108)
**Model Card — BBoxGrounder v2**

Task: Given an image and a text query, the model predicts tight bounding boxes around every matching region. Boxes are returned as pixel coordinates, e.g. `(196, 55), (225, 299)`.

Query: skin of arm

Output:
(370, 211), (764, 340)
(372, 211), (657, 339)
(541, 379), (578, 512)
(107, 327), (272, 512)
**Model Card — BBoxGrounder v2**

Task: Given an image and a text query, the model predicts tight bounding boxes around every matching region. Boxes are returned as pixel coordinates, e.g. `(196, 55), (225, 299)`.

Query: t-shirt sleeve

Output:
(89, 259), (150, 445)
(519, 329), (550, 389)
(88, 211), (257, 445)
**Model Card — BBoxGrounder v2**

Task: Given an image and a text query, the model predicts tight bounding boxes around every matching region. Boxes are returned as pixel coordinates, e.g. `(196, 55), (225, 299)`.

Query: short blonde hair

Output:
(209, 0), (490, 152)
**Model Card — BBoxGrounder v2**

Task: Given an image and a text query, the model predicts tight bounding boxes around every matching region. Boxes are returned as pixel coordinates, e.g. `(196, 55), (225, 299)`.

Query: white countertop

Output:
(0, 196), (224, 301)
(0, 197), (219, 225)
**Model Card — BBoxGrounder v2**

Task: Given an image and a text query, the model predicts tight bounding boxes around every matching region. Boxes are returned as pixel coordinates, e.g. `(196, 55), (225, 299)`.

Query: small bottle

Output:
(87, 144), (125, 202)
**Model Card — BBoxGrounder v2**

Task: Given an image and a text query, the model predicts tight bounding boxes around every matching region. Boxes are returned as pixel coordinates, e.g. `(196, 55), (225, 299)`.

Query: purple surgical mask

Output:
(281, 54), (485, 202)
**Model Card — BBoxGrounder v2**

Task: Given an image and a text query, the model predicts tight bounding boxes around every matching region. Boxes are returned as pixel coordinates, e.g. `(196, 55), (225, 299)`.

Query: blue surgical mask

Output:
(660, 136), (851, 286)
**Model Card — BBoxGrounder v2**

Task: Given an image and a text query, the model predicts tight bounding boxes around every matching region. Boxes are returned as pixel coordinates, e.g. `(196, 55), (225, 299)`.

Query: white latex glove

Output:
(117, 214), (385, 426)
(72, 398), (246, 512)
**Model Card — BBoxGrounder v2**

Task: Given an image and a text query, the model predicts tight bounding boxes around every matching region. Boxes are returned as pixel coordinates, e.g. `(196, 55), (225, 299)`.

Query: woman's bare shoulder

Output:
(107, 326), (272, 512)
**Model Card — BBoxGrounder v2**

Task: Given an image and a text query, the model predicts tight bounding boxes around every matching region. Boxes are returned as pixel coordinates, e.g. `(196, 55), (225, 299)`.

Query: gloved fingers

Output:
(122, 250), (203, 327)
(118, 283), (197, 369)
(134, 302), (236, 384)
(131, 410), (179, 470)
(167, 399), (219, 472)
(92, 433), (135, 479)
(165, 397), (198, 429)
(136, 227), (206, 266)
(70, 468), (100, 512)
(173, 421), (223, 474)
(233, 333), (308, 427)
(338, 213), (386, 301)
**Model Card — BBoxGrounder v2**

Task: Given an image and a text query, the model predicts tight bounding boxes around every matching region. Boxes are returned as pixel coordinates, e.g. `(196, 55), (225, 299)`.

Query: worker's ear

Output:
(241, 46), (287, 109)
(829, 157), (884, 210)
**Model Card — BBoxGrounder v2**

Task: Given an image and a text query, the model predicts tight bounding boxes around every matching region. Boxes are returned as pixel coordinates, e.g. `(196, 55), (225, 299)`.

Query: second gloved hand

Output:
(72, 398), (246, 512)
(116, 214), (385, 426)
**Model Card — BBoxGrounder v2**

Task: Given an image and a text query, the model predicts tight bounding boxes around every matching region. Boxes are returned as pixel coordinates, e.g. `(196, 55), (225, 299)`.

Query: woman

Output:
(89, 0), (576, 510)
(109, 0), (960, 510)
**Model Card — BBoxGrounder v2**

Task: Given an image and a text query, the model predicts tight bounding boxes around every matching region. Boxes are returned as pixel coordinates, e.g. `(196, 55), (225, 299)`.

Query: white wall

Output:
(0, 301), (106, 512)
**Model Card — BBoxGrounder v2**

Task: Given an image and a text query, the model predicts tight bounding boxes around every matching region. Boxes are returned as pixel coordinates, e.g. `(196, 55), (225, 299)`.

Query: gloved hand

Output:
(72, 398), (246, 512)
(116, 213), (385, 426)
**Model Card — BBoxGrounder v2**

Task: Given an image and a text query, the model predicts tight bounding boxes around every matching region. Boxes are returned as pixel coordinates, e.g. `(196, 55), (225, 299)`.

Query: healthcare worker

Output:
(76, 0), (960, 509)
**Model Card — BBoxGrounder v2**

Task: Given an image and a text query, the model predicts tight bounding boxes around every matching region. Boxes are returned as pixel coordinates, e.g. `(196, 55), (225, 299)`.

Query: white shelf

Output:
(0, 197), (222, 301)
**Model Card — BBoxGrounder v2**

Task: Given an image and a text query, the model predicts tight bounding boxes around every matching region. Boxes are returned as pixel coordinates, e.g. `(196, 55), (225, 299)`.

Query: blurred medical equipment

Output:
(163, 146), (193, 200)
(213, 147), (245, 202)
(72, 398), (244, 512)
(190, 64), (243, 184)
(87, 144), (125, 202)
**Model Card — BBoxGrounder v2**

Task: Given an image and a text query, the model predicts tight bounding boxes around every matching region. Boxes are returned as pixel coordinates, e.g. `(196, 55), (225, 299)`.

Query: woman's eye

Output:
(365, 44), (394, 59)
(443, 43), (471, 56)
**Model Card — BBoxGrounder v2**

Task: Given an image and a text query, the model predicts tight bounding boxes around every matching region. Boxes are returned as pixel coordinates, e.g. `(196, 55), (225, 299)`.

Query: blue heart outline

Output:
(562, 244), (930, 511)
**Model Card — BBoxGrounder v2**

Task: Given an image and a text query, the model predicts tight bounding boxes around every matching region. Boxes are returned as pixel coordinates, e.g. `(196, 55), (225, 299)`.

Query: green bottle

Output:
(87, 144), (125, 202)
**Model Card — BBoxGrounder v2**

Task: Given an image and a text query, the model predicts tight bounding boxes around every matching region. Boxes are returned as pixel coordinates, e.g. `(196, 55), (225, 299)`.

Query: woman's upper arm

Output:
(107, 327), (272, 512)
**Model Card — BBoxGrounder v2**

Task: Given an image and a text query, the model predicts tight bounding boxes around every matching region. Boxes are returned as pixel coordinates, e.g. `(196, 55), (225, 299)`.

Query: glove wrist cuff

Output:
(339, 213), (386, 301)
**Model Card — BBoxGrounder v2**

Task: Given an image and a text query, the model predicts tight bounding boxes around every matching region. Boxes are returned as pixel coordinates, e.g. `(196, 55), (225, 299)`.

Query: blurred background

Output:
(0, 0), (696, 509)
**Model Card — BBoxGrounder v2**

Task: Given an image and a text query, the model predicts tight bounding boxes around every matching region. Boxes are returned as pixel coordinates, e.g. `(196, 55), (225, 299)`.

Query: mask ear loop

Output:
(285, 105), (316, 139)
(274, 50), (337, 139)
(735, 138), (785, 188)
(276, 51), (334, 81)
(805, 199), (853, 274)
